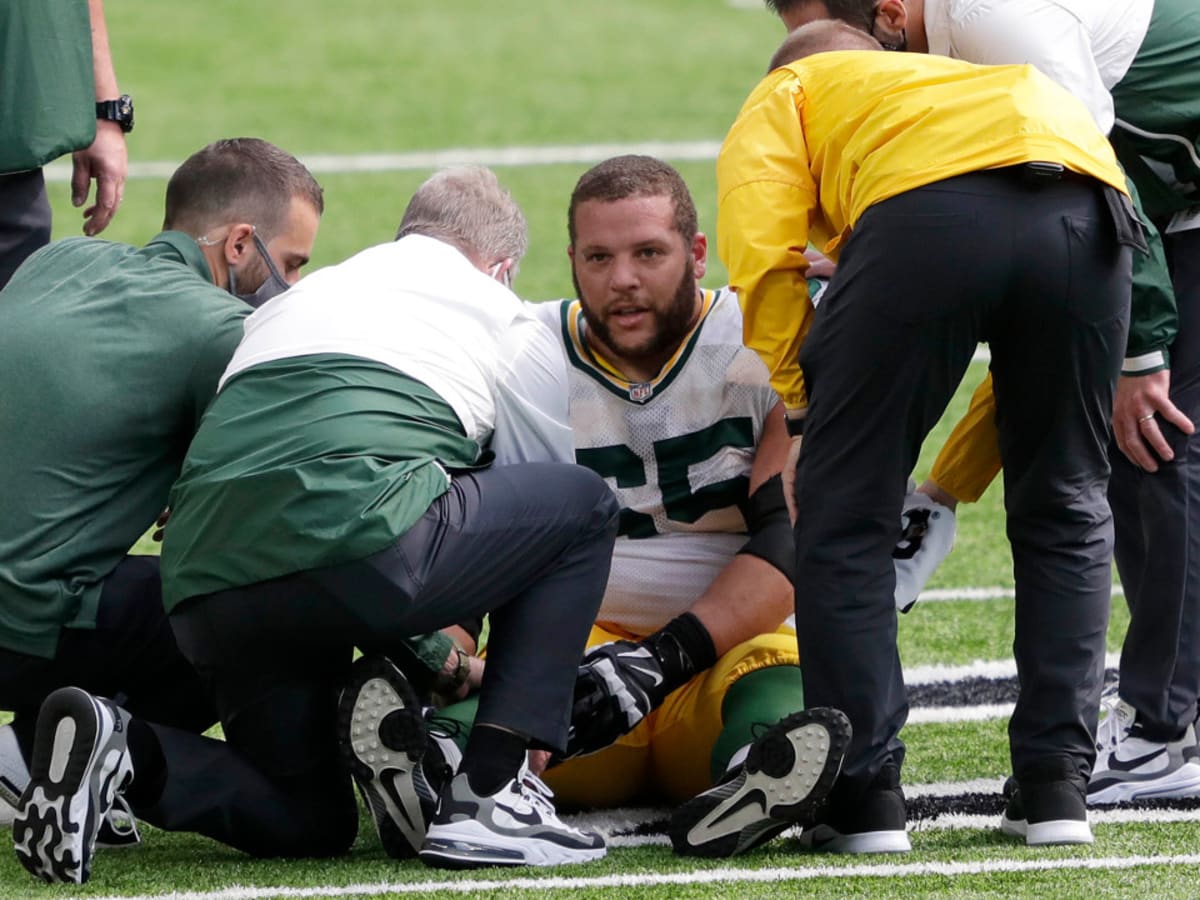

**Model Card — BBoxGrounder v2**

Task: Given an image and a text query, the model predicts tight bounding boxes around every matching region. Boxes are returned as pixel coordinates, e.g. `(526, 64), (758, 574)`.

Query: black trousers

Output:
(1111, 227), (1200, 740)
(0, 556), (216, 759)
(0, 169), (52, 290)
(147, 462), (618, 858)
(793, 171), (1131, 796)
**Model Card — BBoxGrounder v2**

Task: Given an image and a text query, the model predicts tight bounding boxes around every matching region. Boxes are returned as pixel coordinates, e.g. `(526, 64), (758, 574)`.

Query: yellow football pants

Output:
(543, 621), (800, 808)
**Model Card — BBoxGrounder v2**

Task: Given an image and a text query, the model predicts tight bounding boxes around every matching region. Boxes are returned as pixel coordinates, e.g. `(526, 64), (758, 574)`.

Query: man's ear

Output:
(223, 223), (256, 265)
(567, 244), (576, 263)
(874, 0), (908, 34)
(692, 232), (708, 280)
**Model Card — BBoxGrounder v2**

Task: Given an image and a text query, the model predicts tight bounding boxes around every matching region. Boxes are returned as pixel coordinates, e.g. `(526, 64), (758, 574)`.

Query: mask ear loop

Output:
(489, 260), (513, 290)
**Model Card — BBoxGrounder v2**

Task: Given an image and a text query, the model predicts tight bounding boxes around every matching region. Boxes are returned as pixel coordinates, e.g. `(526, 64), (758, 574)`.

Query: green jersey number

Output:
(576, 417), (754, 538)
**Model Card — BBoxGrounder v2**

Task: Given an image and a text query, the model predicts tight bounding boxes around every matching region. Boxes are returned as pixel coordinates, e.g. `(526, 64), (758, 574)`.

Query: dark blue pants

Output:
(151, 462), (618, 858)
(793, 171), (1131, 799)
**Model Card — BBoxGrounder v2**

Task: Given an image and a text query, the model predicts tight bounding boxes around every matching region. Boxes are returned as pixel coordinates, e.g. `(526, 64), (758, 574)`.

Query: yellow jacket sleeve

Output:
(930, 372), (1003, 504)
(717, 75), (819, 411)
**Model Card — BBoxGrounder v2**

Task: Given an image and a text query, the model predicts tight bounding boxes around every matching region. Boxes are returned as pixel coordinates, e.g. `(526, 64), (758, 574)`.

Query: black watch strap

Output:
(96, 94), (134, 133)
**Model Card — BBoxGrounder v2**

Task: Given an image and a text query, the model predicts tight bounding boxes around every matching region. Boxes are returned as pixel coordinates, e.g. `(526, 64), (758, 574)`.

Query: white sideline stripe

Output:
(42, 141), (727, 182)
(915, 808), (1200, 833)
(916, 584), (1124, 603)
(908, 703), (1013, 724)
(72, 854), (1200, 900)
(905, 652), (1121, 686)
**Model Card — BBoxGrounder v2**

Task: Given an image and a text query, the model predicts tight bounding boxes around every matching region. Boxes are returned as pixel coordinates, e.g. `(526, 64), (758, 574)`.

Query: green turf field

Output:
(6, 1), (1196, 897)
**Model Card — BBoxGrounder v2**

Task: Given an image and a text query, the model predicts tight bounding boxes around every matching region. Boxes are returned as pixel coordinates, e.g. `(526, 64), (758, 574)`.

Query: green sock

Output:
(710, 665), (805, 783)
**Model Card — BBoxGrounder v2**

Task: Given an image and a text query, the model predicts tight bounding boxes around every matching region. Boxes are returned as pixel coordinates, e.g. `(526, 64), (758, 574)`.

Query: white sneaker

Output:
(1088, 697), (1200, 804)
(892, 491), (956, 612)
(13, 688), (134, 884)
(420, 761), (606, 868)
(0, 723), (29, 826)
(2, 721), (141, 845)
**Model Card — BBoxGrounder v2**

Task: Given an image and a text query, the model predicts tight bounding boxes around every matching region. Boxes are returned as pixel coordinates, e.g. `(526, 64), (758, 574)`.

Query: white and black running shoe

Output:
(13, 687), (133, 884)
(420, 762), (606, 868)
(1088, 696), (1200, 805)
(338, 655), (437, 859)
(669, 707), (850, 857)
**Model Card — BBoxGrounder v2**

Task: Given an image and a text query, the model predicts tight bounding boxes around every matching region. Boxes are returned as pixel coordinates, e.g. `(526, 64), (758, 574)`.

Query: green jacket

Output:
(1112, 0), (1200, 371)
(0, 232), (247, 657)
(0, 0), (96, 173)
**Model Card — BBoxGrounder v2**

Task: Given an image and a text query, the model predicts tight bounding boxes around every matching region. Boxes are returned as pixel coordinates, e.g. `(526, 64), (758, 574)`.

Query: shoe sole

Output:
(798, 824), (912, 853)
(1000, 813), (1093, 845)
(420, 819), (607, 869)
(669, 707), (851, 857)
(1088, 764), (1200, 805)
(13, 688), (131, 884)
(337, 656), (435, 859)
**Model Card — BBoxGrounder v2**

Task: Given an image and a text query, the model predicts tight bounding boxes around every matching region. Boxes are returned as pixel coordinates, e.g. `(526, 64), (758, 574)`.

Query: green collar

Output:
(141, 231), (215, 284)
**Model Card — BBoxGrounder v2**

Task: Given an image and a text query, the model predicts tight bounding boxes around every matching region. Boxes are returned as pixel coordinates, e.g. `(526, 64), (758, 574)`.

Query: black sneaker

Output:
(13, 688), (133, 884)
(338, 655), (437, 859)
(419, 763), (606, 868)
(1000, 757), (1092, 845)
(669, 707), (850, 857)
(798, 762), (910, 853)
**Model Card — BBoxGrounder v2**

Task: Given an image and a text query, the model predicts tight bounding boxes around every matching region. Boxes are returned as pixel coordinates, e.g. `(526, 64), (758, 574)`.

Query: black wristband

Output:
(645, 612), (718, 692)
(785, 414), (806, 438)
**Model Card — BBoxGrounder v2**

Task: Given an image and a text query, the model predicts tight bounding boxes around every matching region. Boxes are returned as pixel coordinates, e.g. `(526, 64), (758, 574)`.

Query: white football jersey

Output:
(533, 288), (781, 633)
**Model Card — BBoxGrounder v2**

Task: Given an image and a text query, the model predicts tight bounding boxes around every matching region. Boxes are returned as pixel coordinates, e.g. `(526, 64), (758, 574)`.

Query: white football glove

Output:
(893, 491), (956, 612)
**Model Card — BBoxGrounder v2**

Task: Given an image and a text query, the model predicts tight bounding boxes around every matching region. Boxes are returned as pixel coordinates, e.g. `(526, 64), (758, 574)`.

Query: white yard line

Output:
(70, 853), (1200, 900)
(905, 652), (1121, 686)
(43, 141), (727, 182)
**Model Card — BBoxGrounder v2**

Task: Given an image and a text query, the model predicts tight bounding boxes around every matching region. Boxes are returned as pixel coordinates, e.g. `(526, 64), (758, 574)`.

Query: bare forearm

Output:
(687, 554), (793, 657)
(88, 0), (120, 99)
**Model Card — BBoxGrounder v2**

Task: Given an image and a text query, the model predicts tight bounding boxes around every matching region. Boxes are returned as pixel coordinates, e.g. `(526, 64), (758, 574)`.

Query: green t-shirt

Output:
(160, 354), (483, 611)
(0, 232), (248, 658)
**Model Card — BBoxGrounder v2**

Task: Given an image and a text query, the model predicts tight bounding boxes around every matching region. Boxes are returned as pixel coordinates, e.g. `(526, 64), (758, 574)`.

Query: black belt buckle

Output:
(1021, 161), (1065, 186)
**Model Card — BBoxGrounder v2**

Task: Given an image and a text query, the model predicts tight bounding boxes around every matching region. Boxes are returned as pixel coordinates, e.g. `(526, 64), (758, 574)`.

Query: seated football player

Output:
(435, 155), (851, 859)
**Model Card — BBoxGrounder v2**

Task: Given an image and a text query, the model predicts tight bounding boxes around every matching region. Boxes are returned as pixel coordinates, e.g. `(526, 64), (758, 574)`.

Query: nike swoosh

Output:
(1108, 748), (1167, 772)
(704, 786), (771, 828)
(491, 796), (546, 827)
(628, 663), (664, 687)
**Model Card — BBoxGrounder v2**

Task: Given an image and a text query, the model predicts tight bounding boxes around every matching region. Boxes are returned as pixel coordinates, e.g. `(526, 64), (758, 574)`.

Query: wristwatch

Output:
(96, 94), (134, 133)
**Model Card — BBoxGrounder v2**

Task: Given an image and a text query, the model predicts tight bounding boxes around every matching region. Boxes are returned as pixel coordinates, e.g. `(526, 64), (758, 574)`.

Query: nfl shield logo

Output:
(629, 382), (653, 402)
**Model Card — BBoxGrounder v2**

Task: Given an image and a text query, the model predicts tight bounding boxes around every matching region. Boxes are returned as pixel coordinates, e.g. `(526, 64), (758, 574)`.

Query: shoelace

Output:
(518, 769), (558, 818)
(1095, 693), (1130, 752)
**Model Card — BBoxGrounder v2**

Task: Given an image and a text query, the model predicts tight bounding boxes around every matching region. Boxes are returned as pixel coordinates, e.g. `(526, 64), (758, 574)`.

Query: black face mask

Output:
(229, 232), (290, 307)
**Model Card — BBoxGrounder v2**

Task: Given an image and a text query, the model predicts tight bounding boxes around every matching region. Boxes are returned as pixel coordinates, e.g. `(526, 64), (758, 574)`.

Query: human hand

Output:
(1113, 370), (1195, 472)
(70, 120), (128, 236)
(803, 247), (836, 279)
(782, 434), (802, 523)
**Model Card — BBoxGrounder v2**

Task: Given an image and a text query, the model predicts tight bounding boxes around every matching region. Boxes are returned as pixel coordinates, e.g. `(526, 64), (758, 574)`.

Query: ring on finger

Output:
(1137, 413), (1155, 423)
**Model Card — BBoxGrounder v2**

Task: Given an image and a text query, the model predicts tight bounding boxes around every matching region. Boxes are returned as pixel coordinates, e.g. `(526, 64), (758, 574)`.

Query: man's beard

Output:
(573, 263), (699, 373)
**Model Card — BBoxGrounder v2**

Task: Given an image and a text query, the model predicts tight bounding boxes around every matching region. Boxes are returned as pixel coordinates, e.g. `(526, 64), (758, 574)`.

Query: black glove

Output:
(562, 613), (717, 760)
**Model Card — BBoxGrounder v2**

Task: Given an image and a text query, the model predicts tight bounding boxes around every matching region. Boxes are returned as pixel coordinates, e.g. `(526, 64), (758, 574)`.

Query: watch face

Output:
(98, 95), (134, 132)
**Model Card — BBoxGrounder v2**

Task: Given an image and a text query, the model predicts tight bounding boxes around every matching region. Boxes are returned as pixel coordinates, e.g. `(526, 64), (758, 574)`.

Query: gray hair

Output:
(396, 166), (529, 269)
